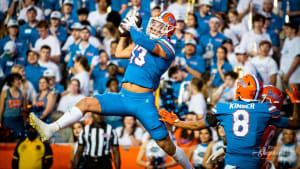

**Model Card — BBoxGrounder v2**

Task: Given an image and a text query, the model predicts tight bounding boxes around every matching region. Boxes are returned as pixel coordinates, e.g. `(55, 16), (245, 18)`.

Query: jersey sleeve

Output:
(268, 116), (289, 128)
(204, 105), (219, 127)
(156, 38), (175, 59)
(267, 105), (281, 118)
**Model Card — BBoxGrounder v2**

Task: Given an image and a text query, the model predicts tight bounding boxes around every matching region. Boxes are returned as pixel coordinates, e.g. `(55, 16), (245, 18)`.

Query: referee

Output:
(72, 113), (120, 169)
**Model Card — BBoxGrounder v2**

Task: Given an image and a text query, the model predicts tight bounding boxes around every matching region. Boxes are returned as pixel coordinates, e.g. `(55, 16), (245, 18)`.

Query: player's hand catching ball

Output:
(159, 109), (179, 124)
(286, 84), (300, 103)
(118, 14), (142, 37)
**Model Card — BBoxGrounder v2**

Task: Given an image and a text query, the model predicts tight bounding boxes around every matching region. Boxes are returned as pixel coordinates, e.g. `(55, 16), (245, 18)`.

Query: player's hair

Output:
(259, 40), (272, 48)
(168, 65), (181, 78)
(74, 56), (90, 72)
(77, 8), (89, 15)
(37, 20), (49, 29)
(252, 13), (265, 24)
(41, 45), (51, 51)
(191, 77), (203, 92)
(120, 116), (138, 137)
(106, 78), (119, 88)
(224, 71), (238, 80)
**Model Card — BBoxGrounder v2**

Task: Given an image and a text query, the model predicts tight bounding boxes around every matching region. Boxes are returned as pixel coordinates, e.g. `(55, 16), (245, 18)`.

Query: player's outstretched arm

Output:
(115, 37), (134, 59)
(159, 109), (208, 130)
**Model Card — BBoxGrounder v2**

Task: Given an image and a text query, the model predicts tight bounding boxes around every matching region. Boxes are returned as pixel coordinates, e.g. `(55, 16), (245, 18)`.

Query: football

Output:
(118, 15), (142, 37)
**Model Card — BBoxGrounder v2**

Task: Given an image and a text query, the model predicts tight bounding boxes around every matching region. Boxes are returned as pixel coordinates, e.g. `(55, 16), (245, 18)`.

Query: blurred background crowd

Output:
(0, 0), (300, 168)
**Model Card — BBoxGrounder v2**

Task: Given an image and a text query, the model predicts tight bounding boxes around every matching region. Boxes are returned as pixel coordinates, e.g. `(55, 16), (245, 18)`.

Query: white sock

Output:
(52, 107), (83, 132)
(172, 146), (194, 169)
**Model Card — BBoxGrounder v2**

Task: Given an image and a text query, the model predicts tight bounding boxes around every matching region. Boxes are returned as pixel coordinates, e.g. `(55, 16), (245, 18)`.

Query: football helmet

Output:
(261, 85), (284, 109)
(146, 11), (176, 39)
(235, 74), (263, 101)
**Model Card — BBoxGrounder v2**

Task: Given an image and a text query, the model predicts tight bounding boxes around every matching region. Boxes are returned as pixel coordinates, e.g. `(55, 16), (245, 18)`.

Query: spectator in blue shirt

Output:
(264, 16), (280, 51)
(170, 16), (185, 58)
(39, 0), (61, 20)
(43, 69), (64, 97)
(197, 17), (227, 69)
(212, 0), (228, 13)
(61, 0), (78, 29)
(168, 65), (193, 99)
(121, 0), (151, 30)
(0, 41), (24, 76)
(71, 0), (96, 15)
(195, 0), (213, 36)
(77, 8), (97, 36)
(262, 0), (283, 32)
(24, 50), (47, 91)
(18, 7), (40, 46)
(0, 20), (28, 66)
(209, 46), (233, 88)
(49, 11), (68, 45)
(111, 0), (128, 14)
(281, 0), (300, 25)
(67, 26), (99, 69)
(91, 51), (110, 94)
(177, 39), (206, 79)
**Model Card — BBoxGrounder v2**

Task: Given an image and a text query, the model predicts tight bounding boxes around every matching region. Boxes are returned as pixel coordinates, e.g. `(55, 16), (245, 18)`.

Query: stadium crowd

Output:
(0, 0), (300, 168)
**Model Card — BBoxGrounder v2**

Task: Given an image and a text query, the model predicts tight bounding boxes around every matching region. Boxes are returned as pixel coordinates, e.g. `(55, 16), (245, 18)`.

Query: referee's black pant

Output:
(83, 155), (112, 169)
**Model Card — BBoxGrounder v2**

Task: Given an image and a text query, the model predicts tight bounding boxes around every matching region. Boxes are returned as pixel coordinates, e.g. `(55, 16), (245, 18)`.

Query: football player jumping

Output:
(30, 11), (194, 169)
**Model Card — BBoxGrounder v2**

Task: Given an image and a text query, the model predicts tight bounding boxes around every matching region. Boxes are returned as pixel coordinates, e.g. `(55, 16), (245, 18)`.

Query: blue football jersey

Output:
(123, 37), (175, 90)
(208, 100), (283, 168)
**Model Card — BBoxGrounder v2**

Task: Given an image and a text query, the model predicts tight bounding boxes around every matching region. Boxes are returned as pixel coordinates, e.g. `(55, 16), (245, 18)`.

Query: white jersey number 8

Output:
(233, 110), (250, 137)
(131, 45), (147, 66)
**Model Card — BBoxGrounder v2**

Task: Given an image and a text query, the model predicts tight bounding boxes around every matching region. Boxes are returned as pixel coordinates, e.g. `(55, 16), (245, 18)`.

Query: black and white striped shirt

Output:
(78, 124), (118, 157)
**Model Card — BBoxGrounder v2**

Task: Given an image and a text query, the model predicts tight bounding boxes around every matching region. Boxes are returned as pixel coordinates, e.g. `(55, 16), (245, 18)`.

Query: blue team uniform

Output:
(111, 58), (130, 69)
(19, 23), (40, 46)
(210, 61), (233, 87)
(93, 36), (175, 140)
(205, 101), (289, 168)
(194, 12), (212, 36)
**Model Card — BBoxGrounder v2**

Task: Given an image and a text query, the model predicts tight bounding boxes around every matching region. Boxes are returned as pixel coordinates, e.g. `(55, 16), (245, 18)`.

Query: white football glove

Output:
(121, 16), (138, 31)
(206, 148), (225, 164)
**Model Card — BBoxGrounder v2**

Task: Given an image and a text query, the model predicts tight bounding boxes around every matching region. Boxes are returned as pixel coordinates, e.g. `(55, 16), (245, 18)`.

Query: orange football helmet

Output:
(261, 85), (284, 109)
(146, 11), (176, 39)
(235, 74), (263, 101)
